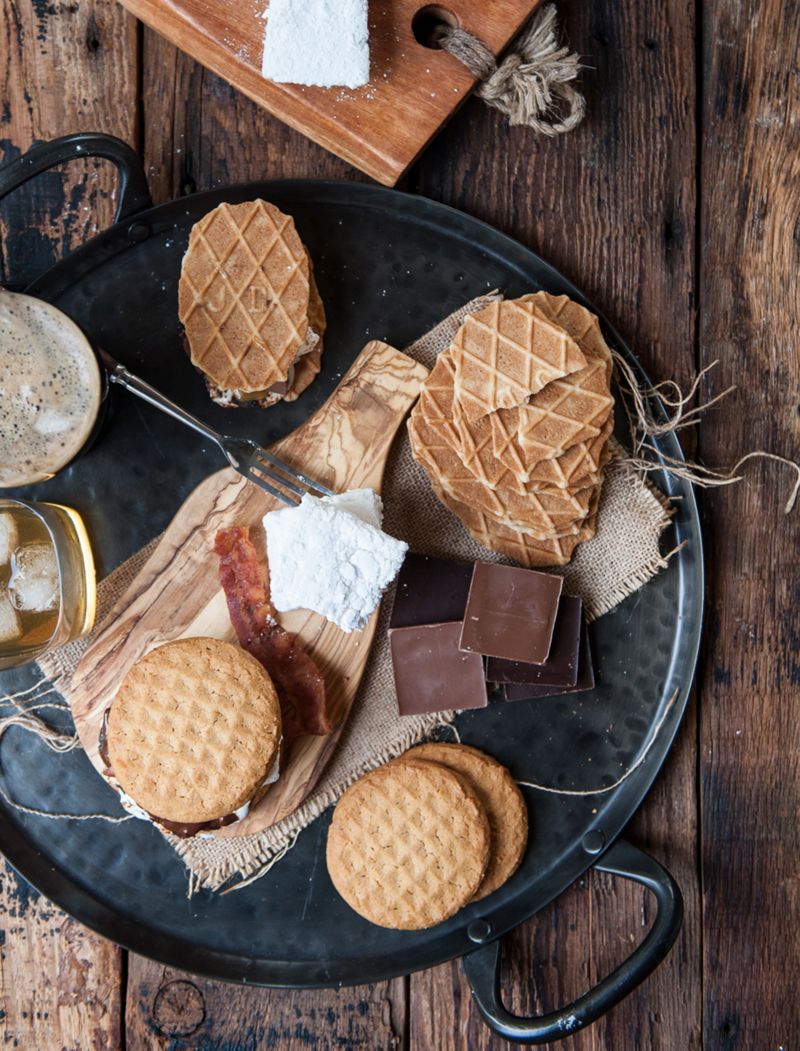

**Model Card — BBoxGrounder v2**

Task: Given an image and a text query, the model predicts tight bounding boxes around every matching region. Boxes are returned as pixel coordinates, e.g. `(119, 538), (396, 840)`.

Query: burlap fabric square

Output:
(39, 294), (674, 890)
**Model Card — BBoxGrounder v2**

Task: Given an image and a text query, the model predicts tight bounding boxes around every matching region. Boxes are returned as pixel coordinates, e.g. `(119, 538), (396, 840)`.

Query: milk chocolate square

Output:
(389, 621), (488, 716)
(390, 553), (474, 629)
(504, 621), (595, 700)
(486, 596), (583, 687)
(459, 562), (563, 664)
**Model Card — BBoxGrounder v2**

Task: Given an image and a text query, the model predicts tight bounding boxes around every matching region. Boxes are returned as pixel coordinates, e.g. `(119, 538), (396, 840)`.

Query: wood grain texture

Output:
(0, 0), (139, 286)
(0, 5), (136, 1050)
(123, 0), (542, 185)
(699, 0), (800, 1046)
(70, 340), (428, 837)
(409, 0), (702, 1044)
(140, 28), (363, 209)
(125, 957), (406, 1049)
(0, 862), (123, 1050)
(137, 62), (418, 1043)
(2, 0), (799, 1042)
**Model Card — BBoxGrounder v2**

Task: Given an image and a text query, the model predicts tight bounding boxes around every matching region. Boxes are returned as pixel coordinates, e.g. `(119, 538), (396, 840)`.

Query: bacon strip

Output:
(214, 526), (332, 736)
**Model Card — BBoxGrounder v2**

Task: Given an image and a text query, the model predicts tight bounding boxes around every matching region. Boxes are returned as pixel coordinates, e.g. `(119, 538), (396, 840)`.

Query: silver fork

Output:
(99, 350), (333, 506)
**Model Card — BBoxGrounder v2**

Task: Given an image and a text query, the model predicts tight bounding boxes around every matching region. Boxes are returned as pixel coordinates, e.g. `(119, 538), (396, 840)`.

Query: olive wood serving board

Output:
(116, 0), (543, 184)
(70, 340), (428, 837)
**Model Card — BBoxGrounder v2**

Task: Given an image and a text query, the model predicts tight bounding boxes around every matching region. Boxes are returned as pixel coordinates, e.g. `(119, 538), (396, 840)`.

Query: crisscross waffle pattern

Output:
(429, 475), (599, 567)
(326, 759), (490, 929)
(522, 291), (613, 371)
(452, 298), (587, 421)
(179, 200), (311, 392)
(491, 358), (613, 470)
(491, 293), (614, 482)
(525, 415), (612, 489)
(409, 410), (595, 534)
(108, 637), (281, 824)
(408, 293), (613, 565)
(424, 353), (597, 496)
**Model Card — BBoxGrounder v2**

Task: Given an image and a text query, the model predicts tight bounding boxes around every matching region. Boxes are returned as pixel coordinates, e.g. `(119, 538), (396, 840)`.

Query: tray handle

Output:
(463, 840), (683, 1045)
(0, 132), (152, 224)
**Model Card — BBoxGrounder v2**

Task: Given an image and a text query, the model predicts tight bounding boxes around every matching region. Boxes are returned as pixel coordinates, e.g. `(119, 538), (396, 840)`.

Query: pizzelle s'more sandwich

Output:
(99, 637), (282, 837)
(178, 199), (326, 408)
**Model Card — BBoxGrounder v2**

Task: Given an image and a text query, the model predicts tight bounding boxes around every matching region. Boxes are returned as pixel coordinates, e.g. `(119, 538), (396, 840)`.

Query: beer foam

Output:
(0, 291), (101, 487)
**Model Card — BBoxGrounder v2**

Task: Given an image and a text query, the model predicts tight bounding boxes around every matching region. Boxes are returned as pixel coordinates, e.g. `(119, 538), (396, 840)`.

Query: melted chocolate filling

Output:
(99, 707), (247, 838)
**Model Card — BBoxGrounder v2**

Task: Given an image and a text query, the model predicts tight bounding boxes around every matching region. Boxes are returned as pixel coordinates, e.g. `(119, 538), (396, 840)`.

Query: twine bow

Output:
(438, 5), (586, 136)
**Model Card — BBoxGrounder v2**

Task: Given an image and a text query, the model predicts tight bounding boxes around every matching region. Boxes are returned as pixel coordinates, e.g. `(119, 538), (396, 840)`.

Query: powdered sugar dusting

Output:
(261, 0), (369, 88)
(264, 492), (407, 633)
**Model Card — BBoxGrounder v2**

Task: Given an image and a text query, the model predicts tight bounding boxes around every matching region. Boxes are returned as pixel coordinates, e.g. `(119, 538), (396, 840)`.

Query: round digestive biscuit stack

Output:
(108, 637), (281, 825)
(326, 758), (491, 930)
(178, 200), (325, 408)
(408, 292), (614, 567)
(403, 743), (528, 900)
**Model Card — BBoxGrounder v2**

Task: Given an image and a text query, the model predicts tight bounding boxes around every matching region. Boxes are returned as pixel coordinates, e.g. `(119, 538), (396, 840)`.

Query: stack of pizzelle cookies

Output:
(326, 743), (527, 929)
(178, 199), (325, 408)
(409, 293), (615, 567)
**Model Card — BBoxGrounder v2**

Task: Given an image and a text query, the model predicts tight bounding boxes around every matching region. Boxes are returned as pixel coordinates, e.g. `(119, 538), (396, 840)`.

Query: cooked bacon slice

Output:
(214, 526), (332, 736)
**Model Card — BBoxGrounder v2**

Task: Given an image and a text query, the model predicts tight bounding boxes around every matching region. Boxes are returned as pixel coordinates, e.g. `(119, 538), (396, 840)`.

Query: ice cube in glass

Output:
(0, 587), (21, 643)
(0, 513), (18, 565)
(9, 542), (59, 612)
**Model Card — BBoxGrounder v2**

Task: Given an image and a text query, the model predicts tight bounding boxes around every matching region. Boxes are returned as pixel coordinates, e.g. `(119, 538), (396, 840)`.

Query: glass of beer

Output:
(0, 290), (104, 487)
(0, 499), (97, 670)
(0, 290), (103, 668)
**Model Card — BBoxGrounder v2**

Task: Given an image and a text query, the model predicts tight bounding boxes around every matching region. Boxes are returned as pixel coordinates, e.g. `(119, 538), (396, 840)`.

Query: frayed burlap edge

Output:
(16, 293), (677, 893)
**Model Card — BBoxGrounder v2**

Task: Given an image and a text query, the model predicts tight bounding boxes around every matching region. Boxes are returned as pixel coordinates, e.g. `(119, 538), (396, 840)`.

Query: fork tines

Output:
(242, 445), (334, 507)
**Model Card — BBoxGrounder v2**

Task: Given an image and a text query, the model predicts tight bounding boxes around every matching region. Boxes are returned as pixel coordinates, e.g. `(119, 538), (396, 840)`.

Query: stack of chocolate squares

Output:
(408, 293), (615, 568)
(389, 554), (595, 716)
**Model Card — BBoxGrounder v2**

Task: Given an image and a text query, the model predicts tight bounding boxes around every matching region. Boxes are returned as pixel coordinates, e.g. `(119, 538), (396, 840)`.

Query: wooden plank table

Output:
(1, 0), (798, 1046)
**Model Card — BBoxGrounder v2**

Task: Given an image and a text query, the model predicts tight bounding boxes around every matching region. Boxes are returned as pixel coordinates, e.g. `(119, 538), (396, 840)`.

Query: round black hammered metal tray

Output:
(0, 136), (702, 1042)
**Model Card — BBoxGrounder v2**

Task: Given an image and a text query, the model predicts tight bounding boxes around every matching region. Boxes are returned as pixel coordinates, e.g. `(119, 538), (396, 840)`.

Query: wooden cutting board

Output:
(117, 0), (543, 184)
(70, 340), (428, 837)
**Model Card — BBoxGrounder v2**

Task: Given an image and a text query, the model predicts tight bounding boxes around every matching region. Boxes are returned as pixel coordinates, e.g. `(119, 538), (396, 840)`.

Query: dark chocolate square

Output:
(389, 621), (488, 716)
(390, 553), (474, 629)
(459, 561), (563, 664)
(486, 596), (583, 687)
(503, 621), (595, 700)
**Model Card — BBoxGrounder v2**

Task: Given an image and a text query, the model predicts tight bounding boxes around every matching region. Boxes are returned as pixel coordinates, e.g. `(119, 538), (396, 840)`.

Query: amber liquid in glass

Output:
(0, 501), (96, 669)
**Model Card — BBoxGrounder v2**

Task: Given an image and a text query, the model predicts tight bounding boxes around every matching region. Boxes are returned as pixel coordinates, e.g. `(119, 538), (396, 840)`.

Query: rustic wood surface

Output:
(70, 339), (427, 836)
(0, 0), (798, 1046)
(118, 0), (543, 184)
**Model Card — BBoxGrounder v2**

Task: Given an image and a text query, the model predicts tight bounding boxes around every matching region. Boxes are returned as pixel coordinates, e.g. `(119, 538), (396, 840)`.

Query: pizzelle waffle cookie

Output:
(409, 293), (614, 567)
(409, 411), (596, 535)
(179, 200), (325, 408)
(283, 265), (326, 402)
(402, 743), (528, 900)
(451, 298), (587, 420)
(429, 473), (598, 567)
(491, 293), (614, 483)
(326, 758), (490, 929)
(107, 637), (282, 825)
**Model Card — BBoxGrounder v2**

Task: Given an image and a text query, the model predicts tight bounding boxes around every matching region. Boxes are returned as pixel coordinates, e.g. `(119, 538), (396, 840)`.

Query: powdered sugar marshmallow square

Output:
(319, 488), (383, 529)
(264, 493), (407, 632)
(262, 0), (369, 89)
